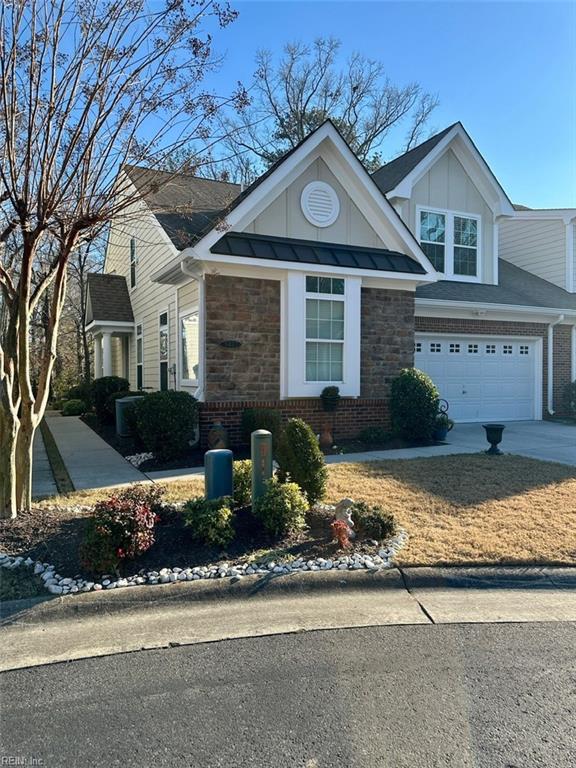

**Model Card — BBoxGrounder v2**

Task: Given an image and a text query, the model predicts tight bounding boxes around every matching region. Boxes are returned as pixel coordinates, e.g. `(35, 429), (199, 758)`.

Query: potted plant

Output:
(320, 386), (340, 412)
(433, 413), (454, 442)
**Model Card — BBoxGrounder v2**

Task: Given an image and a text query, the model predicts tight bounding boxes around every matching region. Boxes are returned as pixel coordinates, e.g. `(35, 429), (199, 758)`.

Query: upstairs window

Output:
(130, 237), (137, 288)
(419, 209), (481, 280)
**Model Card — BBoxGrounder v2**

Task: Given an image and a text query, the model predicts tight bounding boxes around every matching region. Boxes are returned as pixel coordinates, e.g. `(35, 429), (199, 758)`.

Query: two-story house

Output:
(85, 121), (576, 444)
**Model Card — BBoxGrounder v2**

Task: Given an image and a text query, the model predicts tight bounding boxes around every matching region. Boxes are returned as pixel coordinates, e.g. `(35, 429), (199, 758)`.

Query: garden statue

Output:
(334, 497), (356, 539)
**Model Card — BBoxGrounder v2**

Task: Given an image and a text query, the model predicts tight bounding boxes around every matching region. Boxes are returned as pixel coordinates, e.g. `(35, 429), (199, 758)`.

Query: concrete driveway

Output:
(449, 420), (576, 467)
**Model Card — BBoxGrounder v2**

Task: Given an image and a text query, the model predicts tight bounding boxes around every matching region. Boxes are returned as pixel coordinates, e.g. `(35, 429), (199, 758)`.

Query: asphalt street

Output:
(1, 622), (575, 768)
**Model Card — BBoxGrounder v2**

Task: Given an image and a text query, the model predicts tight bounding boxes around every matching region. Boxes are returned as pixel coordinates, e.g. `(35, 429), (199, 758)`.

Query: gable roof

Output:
(211, 232), (427, 274)
(85, 273), (134, 325)
(123, 165), (240, 249)
(416, 259), (576, 312)
(371, 124), (458, 194)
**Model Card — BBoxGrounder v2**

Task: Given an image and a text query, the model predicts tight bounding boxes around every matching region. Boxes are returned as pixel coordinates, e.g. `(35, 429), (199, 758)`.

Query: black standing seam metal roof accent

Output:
(210, 232), (427, 275)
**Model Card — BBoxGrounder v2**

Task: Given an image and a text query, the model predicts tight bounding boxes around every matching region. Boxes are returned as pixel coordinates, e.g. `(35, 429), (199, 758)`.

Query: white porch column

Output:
(102, 332), (113, 377)
(93, 334), (102, 379)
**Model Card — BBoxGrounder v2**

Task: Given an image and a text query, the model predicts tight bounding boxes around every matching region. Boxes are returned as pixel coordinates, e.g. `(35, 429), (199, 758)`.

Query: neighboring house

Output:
(85, 121), (576, 444)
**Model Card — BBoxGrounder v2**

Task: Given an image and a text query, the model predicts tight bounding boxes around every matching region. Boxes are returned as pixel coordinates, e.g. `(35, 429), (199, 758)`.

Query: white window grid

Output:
(417, 207), (481, 281)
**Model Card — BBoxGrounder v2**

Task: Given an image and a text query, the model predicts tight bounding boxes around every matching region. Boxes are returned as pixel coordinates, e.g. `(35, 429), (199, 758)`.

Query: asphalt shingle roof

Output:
(211, 232), (427, 274)
(124, 165), (241, 250)
(416, 259), (576, 311)
(371, 124), (458, 194)
(86, 274), (134, 324)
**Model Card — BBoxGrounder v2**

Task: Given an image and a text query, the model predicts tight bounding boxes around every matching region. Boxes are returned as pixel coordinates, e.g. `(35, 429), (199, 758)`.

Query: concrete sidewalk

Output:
(32, 429), (58, 499)
(1, 566), (574, 671)
(44, 412), (147, 491)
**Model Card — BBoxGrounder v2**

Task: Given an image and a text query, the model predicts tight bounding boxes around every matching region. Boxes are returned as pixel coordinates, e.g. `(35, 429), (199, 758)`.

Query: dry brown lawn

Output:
(38, 454), (576, 566)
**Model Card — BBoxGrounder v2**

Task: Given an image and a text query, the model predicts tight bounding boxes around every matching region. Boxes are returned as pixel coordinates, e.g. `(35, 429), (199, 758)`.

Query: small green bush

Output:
(233, 460), (252, 507)
(61, 399), (86, 416)
(182, 496), (235, 548)
(358, 425), (391, 446)
(66, 381), (93, 406)
(390, 368), (439, 444)
(253, 477), (308, 537)
(133, 391), (198, 461)
(276, 418), (327, 505)
(352, 500), (397, 541)
(241, 407), (283, 448)
(320, 386), (340, 412)
(91, 376), (130, 423)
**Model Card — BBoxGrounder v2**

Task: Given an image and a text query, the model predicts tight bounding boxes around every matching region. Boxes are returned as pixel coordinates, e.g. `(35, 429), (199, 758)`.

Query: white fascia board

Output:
(85, 320), (135, 334)
(415, 297), (576, 323)
(388, 125), (515, 217)
(193, 249), (436, 285)
(186, 122), (437, 277)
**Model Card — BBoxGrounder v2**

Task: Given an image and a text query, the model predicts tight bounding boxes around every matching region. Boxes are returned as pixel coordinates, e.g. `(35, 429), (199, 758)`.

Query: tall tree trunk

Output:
(15, 407), (36, 512)
(0, 406), (19, 520)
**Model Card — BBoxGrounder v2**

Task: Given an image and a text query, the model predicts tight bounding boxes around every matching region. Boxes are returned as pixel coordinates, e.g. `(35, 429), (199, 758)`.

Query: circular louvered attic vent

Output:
(300, 181), (340, 227)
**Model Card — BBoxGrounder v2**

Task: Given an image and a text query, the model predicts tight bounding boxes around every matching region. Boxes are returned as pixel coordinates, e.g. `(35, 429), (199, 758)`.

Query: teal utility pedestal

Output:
(205, 449), (233, 500)
(251, 429), (273, 503)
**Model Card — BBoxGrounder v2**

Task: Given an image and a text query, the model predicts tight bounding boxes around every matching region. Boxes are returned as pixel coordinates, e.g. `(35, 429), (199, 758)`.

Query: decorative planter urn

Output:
(482, 423), (505, 455)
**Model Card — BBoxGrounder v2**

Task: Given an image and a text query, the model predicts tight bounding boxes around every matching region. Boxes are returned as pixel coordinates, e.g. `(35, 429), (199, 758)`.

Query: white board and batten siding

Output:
(415, 334), (542, 422)
(499, 218), (567, 291)
(105, 204), (178, 392)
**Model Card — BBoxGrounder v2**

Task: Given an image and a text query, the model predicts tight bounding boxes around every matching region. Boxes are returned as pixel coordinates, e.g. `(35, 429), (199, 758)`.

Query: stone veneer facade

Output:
(200, 275), (416, 446)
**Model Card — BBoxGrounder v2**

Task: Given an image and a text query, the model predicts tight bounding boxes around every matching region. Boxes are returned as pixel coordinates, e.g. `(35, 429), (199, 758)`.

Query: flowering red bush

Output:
(331, 519), (351, 549)
(80, 489), (158, 574)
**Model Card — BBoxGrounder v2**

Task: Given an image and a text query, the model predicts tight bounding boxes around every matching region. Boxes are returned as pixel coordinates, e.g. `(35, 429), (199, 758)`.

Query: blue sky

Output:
(205, 1), (576, 208)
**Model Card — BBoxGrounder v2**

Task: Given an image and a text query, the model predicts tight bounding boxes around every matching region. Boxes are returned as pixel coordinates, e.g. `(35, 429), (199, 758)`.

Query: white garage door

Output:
(415, 335), (540, 422)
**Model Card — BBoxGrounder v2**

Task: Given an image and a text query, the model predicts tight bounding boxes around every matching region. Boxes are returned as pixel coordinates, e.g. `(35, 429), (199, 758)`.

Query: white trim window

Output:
(285, 272), (361, 398)
(159, 310), (169, 391)
(180, 309), (200, 387)
(418, 207), (481, 281)
(136, 323), (143, 390)
(305, 276), (345, 382)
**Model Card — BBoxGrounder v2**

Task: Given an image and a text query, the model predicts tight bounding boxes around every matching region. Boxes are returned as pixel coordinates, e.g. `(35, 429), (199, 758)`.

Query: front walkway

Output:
(43, 412), (147, 491)
(32, 430), (58, 499)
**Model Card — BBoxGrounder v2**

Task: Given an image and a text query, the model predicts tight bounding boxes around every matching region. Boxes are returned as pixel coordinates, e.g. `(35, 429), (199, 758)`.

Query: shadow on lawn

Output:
(341, 453), (576, 506)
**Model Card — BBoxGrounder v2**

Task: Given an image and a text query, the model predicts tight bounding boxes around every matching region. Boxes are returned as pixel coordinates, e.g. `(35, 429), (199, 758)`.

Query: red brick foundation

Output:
(199, 398), (389, 448)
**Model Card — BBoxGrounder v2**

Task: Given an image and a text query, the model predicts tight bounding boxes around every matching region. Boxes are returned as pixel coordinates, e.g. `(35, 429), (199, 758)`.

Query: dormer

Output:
(372, 123), (515, 286)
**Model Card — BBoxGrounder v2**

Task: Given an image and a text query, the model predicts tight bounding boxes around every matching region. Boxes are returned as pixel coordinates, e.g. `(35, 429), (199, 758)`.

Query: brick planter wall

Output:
(199, 398), (390, 448)
(415, 316), (574, 417)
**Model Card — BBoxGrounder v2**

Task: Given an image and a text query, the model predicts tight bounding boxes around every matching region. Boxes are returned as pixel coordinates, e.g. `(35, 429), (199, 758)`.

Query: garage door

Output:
(415, 335), (540, 422)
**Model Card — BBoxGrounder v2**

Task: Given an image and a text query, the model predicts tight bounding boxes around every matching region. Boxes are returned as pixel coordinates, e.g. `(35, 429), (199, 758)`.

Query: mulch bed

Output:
(0, 504), (381, 581)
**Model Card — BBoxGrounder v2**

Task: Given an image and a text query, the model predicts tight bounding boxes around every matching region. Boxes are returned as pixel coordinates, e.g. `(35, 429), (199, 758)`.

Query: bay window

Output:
(418, 208), (480, 280)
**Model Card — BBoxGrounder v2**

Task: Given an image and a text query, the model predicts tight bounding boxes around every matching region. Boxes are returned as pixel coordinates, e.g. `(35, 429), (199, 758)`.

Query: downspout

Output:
(180, 257), (205, 402)
(547, 314), (564, 415)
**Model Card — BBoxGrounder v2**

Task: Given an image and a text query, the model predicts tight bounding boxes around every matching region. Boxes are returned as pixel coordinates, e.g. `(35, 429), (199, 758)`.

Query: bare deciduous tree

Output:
(219, 37), (439, 180)
(0, 0), (245, 518)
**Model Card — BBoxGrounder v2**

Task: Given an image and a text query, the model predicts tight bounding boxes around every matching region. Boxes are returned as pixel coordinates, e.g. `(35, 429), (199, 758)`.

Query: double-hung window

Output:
(418, 208), (480, 280)
(130, 237), (137, 289)
(180, 310), (199, 386)
(305, 276), (345, 383)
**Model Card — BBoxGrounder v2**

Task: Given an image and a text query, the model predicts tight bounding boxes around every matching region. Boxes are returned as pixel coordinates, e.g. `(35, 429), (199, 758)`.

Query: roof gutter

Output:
(547, 314), (565, 416)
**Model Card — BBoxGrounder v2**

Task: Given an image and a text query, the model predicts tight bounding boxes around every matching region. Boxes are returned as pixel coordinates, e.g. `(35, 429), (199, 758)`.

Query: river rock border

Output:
(0, 528), (408, 597)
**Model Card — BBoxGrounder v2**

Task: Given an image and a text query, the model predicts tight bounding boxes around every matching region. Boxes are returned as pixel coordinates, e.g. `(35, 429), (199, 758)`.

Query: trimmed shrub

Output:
(79, 490), (158, 574)
(253, 477), (308, 537)
(390, 368), (439, 444)
(182, 496), (234, 548)
(352, 500), (397, 542)
(91, 376), (130, 423)
(133, 391), (198, 461)
(61, 399), (87, 416)
(276, 418), (327, 505)
(66, 381), (93, 406)
(241, 407), (283, 448)
(233, 460), (252, 507)
(358, 425), (391, 446)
